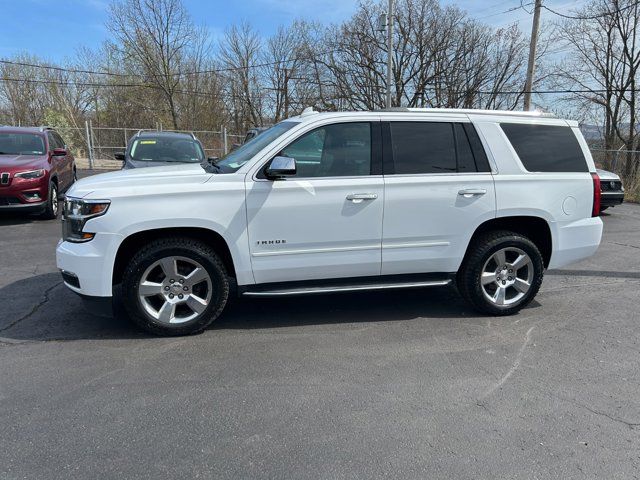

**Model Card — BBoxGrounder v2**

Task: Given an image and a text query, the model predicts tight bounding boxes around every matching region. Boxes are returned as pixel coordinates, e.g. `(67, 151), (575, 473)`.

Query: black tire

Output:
(457, 230), (544, 316)
(121, 237), (230, 336)
(40, 182), (59, 219)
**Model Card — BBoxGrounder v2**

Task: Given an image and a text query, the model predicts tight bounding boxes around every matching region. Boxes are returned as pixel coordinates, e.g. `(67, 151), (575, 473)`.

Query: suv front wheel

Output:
(122, 237), (230, 335)
(457, 231), (544, 316)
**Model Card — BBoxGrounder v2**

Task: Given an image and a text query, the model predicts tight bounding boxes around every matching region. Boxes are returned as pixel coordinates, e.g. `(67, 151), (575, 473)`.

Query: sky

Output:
(0, 0), (587, 63)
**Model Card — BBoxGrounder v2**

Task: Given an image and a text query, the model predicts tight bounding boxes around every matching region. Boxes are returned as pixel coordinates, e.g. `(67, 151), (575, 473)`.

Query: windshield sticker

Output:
(139, 140), (157, 144)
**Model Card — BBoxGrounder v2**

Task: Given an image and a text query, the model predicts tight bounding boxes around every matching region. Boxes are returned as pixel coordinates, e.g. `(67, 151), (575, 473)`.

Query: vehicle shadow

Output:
(0, 211), (42, 226)
(546, 269), (640, 279)
(0, 272), (490, 343)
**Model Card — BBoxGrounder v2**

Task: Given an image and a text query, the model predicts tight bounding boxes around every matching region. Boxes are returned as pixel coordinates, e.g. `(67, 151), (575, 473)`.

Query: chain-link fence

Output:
(55, 121), (244, 169)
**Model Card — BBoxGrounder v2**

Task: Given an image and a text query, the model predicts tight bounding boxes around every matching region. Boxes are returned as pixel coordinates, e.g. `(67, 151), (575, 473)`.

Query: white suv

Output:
(57, 108), (603, 336)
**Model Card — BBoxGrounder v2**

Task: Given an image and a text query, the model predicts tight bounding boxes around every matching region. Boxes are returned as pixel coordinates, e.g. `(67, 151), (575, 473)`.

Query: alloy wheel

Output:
(137, 256), (212, 324)
(480, 247), (534, 306)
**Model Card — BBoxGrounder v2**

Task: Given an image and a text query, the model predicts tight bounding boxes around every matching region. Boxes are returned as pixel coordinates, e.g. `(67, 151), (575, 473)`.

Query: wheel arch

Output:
(466, 215), (552, 268)
(112, 227), (237, 286)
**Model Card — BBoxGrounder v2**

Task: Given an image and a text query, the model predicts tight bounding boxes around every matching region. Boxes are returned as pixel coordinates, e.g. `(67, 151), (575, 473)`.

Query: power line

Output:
(542, 0), (640, 20)
(0, 76), (224, 98)
(476, 2), (534, 20)
(3, 75), (640, 96)
(0, 49), (342, 79)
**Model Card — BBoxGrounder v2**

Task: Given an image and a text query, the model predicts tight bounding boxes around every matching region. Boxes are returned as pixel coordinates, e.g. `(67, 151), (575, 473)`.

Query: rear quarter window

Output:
(500, 123), (588, 173)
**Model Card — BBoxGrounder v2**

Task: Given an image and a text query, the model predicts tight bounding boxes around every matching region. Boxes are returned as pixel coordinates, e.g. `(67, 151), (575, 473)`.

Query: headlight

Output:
(15, 169), (45, 179)
(62, 197), (110, 243)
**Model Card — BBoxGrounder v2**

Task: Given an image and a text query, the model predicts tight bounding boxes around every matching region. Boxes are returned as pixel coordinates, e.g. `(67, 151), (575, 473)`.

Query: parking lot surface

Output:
(1, 173), (639, 479)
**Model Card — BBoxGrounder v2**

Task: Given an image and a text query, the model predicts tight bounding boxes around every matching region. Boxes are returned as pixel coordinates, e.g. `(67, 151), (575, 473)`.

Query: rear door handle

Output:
(458, 189), (487, 198)
(346, 193), (378, 203)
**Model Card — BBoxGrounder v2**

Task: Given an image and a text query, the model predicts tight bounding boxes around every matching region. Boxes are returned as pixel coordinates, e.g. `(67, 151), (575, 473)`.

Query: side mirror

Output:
(53, 148), (67, 156)
(114, 152), (125, 161)
(266, 156), (296, 179)
(207, 156), (219, 162)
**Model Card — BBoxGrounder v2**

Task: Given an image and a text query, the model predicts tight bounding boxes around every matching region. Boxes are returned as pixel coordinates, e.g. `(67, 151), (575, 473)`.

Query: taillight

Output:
(591, 172), (601, 217)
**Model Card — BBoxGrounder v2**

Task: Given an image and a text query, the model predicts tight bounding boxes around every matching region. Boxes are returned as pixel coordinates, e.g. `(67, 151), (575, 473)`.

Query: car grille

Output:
(0, 196), (21, 206)
(601, 180), (622, 191)
(0, 173), (9, 185)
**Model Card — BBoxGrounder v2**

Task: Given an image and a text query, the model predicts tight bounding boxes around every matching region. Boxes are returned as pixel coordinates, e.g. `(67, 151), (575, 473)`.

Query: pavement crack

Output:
(557, 396), (640, 430)
(608, 241), (640, 250)
(0, 281), (62, 333)
(478, 326), (535, 400)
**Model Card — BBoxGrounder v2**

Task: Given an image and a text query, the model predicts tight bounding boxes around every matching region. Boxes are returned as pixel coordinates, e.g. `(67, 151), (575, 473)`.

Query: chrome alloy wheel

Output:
(137, 256), (212, 324)
(480, 247), (534, 307)
(51, 185), (58, 216)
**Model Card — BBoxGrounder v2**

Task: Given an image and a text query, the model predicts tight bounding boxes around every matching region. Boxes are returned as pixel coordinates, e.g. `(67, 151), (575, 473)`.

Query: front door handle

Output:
(346, 193), (378, 203)
(458, 188), (487, 198)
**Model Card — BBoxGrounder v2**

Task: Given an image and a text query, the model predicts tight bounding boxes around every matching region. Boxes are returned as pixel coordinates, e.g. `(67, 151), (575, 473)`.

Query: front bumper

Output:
(600, 191), (625, 207)
(0, 176), (49, 209)
(56, 232), (123, 297)
(0, 200), (46, 212)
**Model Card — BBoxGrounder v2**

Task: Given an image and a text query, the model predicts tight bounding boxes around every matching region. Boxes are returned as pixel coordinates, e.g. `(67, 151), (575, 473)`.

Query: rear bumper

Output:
(600, 191), (624, 207)
(548, 216), (603, 269)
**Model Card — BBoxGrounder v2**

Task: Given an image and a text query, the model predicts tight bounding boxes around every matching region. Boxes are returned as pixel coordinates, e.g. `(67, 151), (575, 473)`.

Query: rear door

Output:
(245, 120), (384, 284)
(381, 118), (496, 275)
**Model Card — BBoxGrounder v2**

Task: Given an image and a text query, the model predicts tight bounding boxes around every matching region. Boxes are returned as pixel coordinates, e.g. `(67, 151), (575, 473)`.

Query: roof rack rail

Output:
(374, 107), (555, 118)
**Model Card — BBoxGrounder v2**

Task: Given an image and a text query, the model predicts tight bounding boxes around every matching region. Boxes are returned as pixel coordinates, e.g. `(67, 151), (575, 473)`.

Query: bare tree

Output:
(552, 0), (640, 176)
(106, 0), (204, 129)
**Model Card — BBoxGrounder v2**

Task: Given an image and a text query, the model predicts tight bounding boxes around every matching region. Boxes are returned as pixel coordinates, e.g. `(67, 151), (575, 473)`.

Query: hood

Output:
(0, 154), (47, 172)
(596, 169), (620, 181)
(66, 163), (212, 199)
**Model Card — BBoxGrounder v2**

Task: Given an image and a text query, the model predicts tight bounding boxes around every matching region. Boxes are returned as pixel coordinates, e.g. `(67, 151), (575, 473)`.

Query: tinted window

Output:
(463, 123), (491, 172)
(501, 123), (588, 172)
(53, 132), (66, 149)
(455, 124), (476, 173)
(47, 132), (62, 150)
(280, 122), (371, 178)
(390, 122), (456, 174)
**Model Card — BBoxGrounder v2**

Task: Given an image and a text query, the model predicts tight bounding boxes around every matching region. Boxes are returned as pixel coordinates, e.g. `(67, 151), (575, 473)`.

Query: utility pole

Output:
(386, 0), (394, 109)
(523, 0), (543, 111)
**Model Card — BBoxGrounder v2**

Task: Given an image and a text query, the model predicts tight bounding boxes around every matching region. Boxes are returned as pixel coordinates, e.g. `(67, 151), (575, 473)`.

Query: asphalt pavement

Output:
(1, 174), (639, 479)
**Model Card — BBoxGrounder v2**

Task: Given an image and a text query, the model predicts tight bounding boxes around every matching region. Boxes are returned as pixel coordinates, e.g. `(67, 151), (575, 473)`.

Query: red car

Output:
(0, 126), (76, 219)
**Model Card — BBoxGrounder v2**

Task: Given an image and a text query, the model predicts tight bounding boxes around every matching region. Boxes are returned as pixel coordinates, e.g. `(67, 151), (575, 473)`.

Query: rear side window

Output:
(389, 122), (490, 174)
(501, 123), (588, 172)
(390, 122), (456, 174)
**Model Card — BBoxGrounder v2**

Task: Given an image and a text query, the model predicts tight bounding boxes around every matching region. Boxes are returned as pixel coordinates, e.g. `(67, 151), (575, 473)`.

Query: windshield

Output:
(0, 133), (46, 155)
(129, 136), (205, 163)
(215, 121), (298, 172)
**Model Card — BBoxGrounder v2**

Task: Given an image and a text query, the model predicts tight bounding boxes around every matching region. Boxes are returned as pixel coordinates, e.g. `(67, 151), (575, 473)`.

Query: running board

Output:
(242, 279), (452, 297)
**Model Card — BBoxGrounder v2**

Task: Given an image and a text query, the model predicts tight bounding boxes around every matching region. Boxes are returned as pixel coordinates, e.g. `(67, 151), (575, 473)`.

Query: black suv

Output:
(115, 131), (207, 169)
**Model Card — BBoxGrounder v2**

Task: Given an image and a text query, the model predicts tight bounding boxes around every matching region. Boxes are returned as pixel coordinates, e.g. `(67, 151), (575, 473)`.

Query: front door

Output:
(245, 121), (384, 284)
(381, 120), (496, 275)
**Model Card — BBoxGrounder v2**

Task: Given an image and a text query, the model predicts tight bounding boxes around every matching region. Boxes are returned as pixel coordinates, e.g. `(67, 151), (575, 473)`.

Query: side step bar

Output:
(242, 279), (452, 297)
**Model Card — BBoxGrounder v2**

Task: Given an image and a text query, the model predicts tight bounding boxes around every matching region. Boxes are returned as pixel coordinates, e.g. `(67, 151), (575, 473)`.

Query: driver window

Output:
(280, 122), (371, 178)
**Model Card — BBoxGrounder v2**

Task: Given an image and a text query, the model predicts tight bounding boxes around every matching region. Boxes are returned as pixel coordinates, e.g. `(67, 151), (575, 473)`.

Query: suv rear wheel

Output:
(457, 231), (544, 316)
(122, 237), (230, 336)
